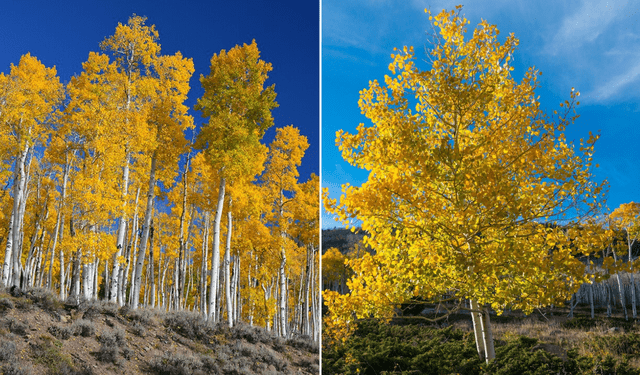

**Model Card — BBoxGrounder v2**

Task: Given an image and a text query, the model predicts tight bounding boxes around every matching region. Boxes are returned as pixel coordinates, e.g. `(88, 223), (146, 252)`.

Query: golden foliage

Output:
(325, 7), (608, 342)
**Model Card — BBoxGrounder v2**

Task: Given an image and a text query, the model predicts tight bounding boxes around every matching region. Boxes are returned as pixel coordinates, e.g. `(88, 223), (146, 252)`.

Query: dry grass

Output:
(448, 306), (640, 369)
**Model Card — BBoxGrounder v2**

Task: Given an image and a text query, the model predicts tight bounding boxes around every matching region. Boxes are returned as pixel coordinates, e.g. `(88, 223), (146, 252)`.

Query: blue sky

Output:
(0, 0), (319, 182)
(322, 0), (640, 229)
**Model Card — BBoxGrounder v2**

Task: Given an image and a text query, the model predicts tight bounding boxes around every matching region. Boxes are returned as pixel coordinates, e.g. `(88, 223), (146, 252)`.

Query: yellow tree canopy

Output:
(0, 53), (64, 152)
(325, 7), (608, 341)
(195, 40), (277, 180)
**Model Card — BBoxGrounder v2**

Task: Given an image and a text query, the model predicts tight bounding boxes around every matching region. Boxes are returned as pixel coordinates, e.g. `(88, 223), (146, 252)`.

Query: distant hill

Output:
(322, 228), (368, 255)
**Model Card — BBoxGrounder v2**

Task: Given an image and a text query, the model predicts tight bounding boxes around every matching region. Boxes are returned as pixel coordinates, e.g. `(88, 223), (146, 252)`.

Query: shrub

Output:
(131, 321), (146, 337)
(12, 297), (33, 311)
(63, 294), (86, 308)
(164, 311), (214, 341)
(3, 317), (29, 336)
(9, 286), (24, 298)
(0, 341), (17, 361)
(30, 335), (74, 374)
(121, 347), (133, 360)
(273, 336), (286, 352)
(0, 297), (15, 313)
(78, 299), (118, 320)
(71, 319), (95, 337)
(255, 345), (287, 372)
(124, 307), (155, 326)
(286, 334), (318, 353)
(26, 288), (63, 312)
(148, 352), (206, 375)
(231, 322), (274, 344)
(2, 361), (33, 375)
(198, 354), (221, 373)
(48, 325), (74, 340)
(97, 328), (126, 347)
(237, 341), (259, 357)
(51, 363), (94, 375)
(323, 320), (481, 375)
(96, 328), (127, 364)
(486, 336), (575, 375)
(95, 344), (118, 364)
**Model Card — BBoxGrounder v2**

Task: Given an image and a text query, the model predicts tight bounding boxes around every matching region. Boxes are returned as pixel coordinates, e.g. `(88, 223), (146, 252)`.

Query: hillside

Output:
(321, 228), (368, 255)
(0, 286), (319, 375)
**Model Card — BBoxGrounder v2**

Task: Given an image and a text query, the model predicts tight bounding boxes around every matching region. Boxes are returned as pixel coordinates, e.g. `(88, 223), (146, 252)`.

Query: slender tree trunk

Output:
(93, 258), (99, 299)
(160, 256), (168, 309)
(149, 219), (155, 308)
(36, 230), (48, 288)
(200, 211), (210, 317)
(53, 157), (70, 299)
(110, 153), (130, 303)
(233, 256), (240, 323)
(121, 186), (140, 306)
(302, 246), (311, 336)
(132, 155), (157, 309)
(480, 305), (495, 361)
(208, 175), (225, 321)
(177, 159), (190, 309)
(25, 205), (46, 287)
(69, 249), (81, 303)
(224, 197), (233, 327)
(182, 206), (195, 310)
(103, 259), (109, 301)
(589, 281), (595, 319)
(185, 254), (193, 310)
(613, 252), (628, 320)
(606, 282), (612, 317)
(470, 299), (486, 361)
(9, 142), (30, 288)
(311, 247), (319, 342)
(632, 273), (638, 319)
(2, 211), (14, 286)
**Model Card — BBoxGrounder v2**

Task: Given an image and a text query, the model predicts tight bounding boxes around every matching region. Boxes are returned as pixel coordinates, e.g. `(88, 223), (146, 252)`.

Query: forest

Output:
(0, 15), (319, 342)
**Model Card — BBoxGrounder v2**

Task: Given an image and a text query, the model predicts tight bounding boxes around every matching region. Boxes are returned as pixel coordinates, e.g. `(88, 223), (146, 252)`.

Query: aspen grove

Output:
(0, 15), (319, 341)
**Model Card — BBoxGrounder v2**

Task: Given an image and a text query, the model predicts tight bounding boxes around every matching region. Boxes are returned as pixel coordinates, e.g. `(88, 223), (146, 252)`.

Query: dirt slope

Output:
(0, 286), (319, 375)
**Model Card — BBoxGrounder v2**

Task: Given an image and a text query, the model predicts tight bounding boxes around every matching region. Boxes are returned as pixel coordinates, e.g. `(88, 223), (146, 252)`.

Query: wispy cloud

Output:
(545, 0), (627, 55)
(323, 0), (435, 56)
(588, 59), (640, 100)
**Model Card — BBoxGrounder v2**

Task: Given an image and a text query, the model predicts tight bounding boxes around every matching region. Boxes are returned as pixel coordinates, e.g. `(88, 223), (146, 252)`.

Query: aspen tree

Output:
(263, 126), (309, 337)
(290, 174), (319, 338)
(324, 7), (607, 362)
(196, 40), (277, 322)
(610, 202), (640, 319)
(0, 54), (63, 287)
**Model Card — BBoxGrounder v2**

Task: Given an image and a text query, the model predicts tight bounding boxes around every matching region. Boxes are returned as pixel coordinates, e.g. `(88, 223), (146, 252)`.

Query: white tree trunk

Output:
(121, 186), (140, 306)
(470, 299), (487, 362)
(200, 211), (210, 317)
(224, 197), (233, 327)
(110, 154), (130, 303)
(9, 142), (30, 288)
(131, 155), (157, 309)
(207, 175), (225, 321)
(2, 211), (15, 287)
(52, 156), (71, 298)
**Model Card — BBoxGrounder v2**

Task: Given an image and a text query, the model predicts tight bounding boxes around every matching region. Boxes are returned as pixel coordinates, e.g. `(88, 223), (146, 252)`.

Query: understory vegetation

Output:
(0, 286), (319, 375)
(322, 309), (640, 375)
